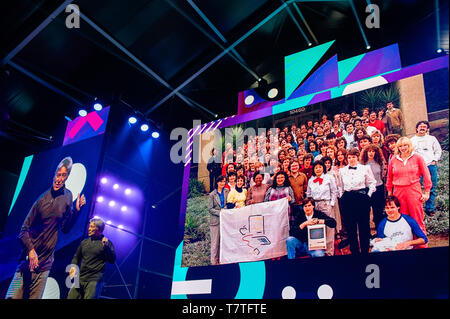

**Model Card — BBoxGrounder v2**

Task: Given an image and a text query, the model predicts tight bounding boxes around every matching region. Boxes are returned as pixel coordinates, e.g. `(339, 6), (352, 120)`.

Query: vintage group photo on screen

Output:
(182, 69), (449, 267)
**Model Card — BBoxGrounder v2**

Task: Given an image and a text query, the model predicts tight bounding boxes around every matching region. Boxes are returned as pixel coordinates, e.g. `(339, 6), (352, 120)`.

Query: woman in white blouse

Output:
(307, 160), (338, 256)
(338, 148), (377, 255)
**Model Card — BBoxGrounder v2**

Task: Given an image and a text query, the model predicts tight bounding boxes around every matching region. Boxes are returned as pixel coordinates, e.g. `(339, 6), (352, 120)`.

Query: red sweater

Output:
(386, 153), (432, 192)
(368, 119), (385, 133)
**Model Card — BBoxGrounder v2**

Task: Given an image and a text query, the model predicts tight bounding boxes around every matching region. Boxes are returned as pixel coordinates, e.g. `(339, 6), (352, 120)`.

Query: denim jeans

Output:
(422, 164), (438, 212)
(286, 236), (325, 259)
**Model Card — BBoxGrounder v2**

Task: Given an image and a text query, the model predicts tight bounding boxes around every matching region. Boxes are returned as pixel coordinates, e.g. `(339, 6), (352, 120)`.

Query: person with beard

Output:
(6, 157), (86, 299)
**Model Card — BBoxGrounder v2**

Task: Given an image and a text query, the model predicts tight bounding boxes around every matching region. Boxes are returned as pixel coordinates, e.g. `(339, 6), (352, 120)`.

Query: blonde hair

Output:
(394, 137), (414, 157)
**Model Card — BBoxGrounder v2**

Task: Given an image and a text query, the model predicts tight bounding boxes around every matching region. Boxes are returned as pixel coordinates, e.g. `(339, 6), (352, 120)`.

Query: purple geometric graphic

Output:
(383, 55), (449, 83)
(289, 55), (339, 100)
(342, 44), (401, 85)
(307, 90), (332, 106)
(63, 107), (110, 146)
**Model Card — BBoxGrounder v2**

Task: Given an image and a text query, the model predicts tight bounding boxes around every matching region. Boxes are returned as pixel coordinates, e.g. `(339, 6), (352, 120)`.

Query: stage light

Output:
(437, 48), (443, 53)
(113, 183), (119, 190)
(121, 206), (127, 212)
(214, 114), (218, 118)
(78, 109), (87, 117)
(308, 42), (312, 46)
(118, 225), (124, 229)
(109, 200), (116, 207)
(140, 124), (149, 132)
(244, 95), (255, 105)
(128, 116), (137, 124)
(106, 220), (112, 225)
(268, 88), (278, 99)
(97, 196), (104, 203)
(124, 188), (132, 195)
(366, 45), (371, 50)
(152, 131), (160, 138)
(101, 177), (108, 184)
(93, 103), (103, 111)
(94, 215), (100, 219)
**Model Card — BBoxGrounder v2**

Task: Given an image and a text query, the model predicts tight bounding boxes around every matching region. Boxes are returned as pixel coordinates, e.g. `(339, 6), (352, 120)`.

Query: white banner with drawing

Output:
(219, 198), (289, 264)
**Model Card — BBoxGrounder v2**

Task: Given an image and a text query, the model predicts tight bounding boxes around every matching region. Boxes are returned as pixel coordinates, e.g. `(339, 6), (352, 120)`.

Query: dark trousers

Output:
(371, 185), (386, 232)
(67, 280), (103, 299)
(340, 191), (371, 254)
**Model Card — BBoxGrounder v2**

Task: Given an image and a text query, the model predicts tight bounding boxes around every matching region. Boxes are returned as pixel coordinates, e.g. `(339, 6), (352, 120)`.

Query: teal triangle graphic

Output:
(338, 53), (365, 84)
(9, 155), (33, 215)
(285, 40), (335, 100)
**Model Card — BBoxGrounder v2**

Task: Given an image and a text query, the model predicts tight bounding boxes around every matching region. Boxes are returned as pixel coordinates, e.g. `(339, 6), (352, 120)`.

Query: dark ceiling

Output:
(0, 0), (449, 174)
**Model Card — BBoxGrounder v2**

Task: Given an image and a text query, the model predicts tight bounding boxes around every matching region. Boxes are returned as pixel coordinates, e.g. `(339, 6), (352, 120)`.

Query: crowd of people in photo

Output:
(206, 101), (444, 264)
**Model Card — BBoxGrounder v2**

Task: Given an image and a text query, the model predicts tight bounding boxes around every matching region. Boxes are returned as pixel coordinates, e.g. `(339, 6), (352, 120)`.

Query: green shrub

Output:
(183, 196), (209, 241)
(425, 150), (449, 235)
(188, 178), (205, 198)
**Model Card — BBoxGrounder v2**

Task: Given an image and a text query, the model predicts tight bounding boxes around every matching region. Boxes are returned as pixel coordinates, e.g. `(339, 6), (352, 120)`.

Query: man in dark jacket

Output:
(67, 217), (116, 299)
(286, 197), (336, 259)
(5, 157), (86, 299)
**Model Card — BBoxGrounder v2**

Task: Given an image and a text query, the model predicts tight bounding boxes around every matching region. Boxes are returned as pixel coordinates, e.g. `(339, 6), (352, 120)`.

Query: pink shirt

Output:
(386, 152), (432, 192)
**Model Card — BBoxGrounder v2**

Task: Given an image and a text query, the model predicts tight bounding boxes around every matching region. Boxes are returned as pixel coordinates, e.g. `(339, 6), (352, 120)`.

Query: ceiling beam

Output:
(185, 0), (259, 80)
(8, 60), (85, 107)
(348, 0), (371, 49)
(281, 0), (312, 46)
(145, 0), (293, 115)
(68, 5), (217, 119)
(1, 0), (74, 66)
(291, 2), (318, 44)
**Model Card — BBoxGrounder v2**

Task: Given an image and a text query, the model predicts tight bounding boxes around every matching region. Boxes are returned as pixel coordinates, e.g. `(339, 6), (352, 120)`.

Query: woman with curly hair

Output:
(353, 127), (367, 146)
(371, 130), (384, 149)
(264, 171), (296, 221)
(360, 144), (387, 232)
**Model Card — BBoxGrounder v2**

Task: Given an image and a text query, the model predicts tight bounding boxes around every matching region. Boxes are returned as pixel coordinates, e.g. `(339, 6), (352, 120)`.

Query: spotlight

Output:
(366, 45), (371, 50)
(128, 116), (137, 124)
(113, 183), (119, 190)
(93, 103), (103, 111)
(101, 177), (108, 184)
(121, 206), (127, 212)
(308, 42), (312, 46)
(109, 200), (116, 207)
(152, 131), (160, 138)
(124, 188), (132, 195)
(214, 114), (218, 118)
(437, 48), (443, 53)
(268, 88), (278, 99)
(94, 215), (100, 219)
(106, 220), (112, 225)
(140, 124), (149, 132)
(78, 109), (87, 117)
(118, 225), (124, 229)
(244, 95), (255, 105)
(97, 196), (104, 203)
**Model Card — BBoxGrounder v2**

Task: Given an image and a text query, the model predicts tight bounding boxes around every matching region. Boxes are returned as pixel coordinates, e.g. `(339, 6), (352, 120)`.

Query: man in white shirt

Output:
(342, 123), (356, 150)
(338, 148), (377, 255)
(410, 120), (442, 216)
